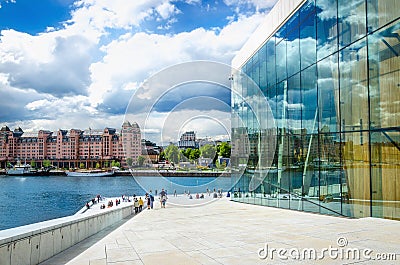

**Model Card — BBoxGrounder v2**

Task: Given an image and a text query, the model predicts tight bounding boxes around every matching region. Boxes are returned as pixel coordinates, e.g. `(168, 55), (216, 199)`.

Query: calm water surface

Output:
(0, 175), (232, 230)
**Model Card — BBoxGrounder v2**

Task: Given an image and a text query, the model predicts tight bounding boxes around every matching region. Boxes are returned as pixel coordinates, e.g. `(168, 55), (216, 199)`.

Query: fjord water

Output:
(0, 175), (232, 230)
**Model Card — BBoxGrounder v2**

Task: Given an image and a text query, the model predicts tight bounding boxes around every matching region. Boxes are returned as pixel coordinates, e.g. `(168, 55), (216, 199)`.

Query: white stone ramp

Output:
(41, 197), (400, 265)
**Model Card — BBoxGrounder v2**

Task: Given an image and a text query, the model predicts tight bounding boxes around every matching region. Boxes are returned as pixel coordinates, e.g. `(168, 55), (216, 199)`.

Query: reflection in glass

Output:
(339, 39), (368, 132)
(338, 0), (366, 48)
(316, 0), (338, 60)
(231, 0), (400, 220)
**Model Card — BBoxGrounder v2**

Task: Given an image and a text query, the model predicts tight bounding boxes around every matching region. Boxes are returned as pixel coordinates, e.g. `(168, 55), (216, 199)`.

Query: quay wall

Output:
(0, 203), (134, 265)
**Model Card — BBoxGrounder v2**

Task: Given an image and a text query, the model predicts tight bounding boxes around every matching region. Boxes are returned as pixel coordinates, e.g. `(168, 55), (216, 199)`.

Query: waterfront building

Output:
(178, 131), (198, 149)
(0, 121), (141, 169)
(231, 0), (400, 220)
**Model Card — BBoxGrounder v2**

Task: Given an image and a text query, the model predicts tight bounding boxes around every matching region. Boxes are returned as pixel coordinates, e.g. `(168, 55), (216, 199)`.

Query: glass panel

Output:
(301, 65), (318, 134)
(316, 0), (338, 60)
(368, 20), (400, 220)
(276, 36), (287, 83)
(300, 0), (315, 23)
(300, 11), (317, 70)
(317, 54), (339, 133)
(287, 13), (300, 77)
(266, 37), (276, 87)
(339, 39), (369, 133)
(368, 21), (400, 129)
(371, 131), (400, 219)
(287, 73), (301, 131)
(338, 0), (366, 48)
(367, 0), (400, 32)
(318, 133), (343, 216)
(259, 44), (267, 93)
(251, 51), (260, 87)
(342, 131), (371, 217)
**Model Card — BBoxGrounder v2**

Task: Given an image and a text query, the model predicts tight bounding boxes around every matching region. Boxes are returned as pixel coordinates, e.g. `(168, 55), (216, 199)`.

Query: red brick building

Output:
(0, 121), (141, 169)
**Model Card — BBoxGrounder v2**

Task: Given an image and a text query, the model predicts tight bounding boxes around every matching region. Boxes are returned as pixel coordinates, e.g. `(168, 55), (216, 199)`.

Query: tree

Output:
(200, 144), (217, 159)
(159, 151), (165, 161)
(164, 144), (179, 164)
(95, 162), (101, 169)
(43, 159), (51, 168)
(79, 162), (85, 169)
(30, 160), (36, 168)
(189, 149), (200, 160)
(137, 156), (146, 167)
(126, 157), (133, 167)
(112, 161), (121, 168)
(104, 161), (109, 168)
(218, 142), (231, 158)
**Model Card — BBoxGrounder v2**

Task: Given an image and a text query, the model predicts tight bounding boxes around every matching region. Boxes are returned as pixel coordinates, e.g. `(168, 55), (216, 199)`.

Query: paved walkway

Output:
(41, 196), (400, 265)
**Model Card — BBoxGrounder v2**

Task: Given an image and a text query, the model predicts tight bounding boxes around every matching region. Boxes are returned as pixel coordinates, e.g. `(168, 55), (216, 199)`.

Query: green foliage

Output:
(137, 156), (146, 166)
(218, 142), (231, 158)
(95, 162), (101, 169)
(159, 151), (165, 161)
(164, 144), (179, 164)
(30, 160), (36, 168)
(43, 159), (51, 168)
(189, 149), (200, 160)
(200, 144), (217, 159)
(126, 157), (133, 167)
(79, 162), (85, 169)
(104, 161), (109, 168)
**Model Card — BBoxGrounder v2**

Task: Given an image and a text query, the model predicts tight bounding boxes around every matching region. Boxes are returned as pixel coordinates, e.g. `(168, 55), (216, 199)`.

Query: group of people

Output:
(143, 189), (168, 209)
(133, 196), (144, 213)
(85, 194), (103, 209)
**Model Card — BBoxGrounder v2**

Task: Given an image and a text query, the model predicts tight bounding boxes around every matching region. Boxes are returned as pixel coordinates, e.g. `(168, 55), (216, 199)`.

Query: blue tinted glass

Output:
(276, 38), (287, 82)
(287, 73), (301, 130)
(317, 53), (339, 132)
(287, 20), (300, 77)
(300, 0), (315, 23)
(276, 81), (286, 130)
(252, 51), (260, 87)
(301, 65), (318, 133)
(316, 0), (338, 60)
(266, 38), (276, 87)
(286, 11), (300, 37)
(259, 44), (267, 92)
(338, 0), (366, 48)
(300, 13), (317, 69)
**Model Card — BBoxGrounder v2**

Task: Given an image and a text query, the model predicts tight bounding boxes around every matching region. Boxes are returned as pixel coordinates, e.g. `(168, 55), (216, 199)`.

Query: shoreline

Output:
(0, 169), (231, 177)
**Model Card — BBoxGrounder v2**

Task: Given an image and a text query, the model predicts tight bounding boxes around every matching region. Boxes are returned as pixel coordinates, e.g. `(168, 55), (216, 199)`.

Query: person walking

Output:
(149, 191), (154, 209)
(160, 188), (167, 208)
(133, 198), (139, 214)
(138, 197), (143, 211)
(146, 193), (151, 210)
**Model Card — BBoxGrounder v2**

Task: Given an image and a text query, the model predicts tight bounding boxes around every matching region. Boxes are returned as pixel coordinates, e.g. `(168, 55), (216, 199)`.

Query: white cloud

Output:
(223, 0), (278, 11)
(69, 0), (180, 32)
(156, 2), (180, 19)
(88, 12), (265, 108)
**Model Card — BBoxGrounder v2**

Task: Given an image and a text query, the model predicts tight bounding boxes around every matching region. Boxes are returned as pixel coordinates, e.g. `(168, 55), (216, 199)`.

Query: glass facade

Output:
(231, 0), (400, 220)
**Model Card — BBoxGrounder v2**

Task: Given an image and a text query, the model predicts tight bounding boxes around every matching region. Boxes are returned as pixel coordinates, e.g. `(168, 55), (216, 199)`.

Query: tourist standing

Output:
(133, 198), (139, 214)
(149, 191), (154, 209)
(139, 197), (143, 211)
(160, 188), (167, 208)
(146, 193), (151, 210)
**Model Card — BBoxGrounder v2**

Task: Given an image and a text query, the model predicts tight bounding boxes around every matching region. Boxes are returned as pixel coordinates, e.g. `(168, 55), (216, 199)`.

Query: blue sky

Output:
(0, 0), (277, 144)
